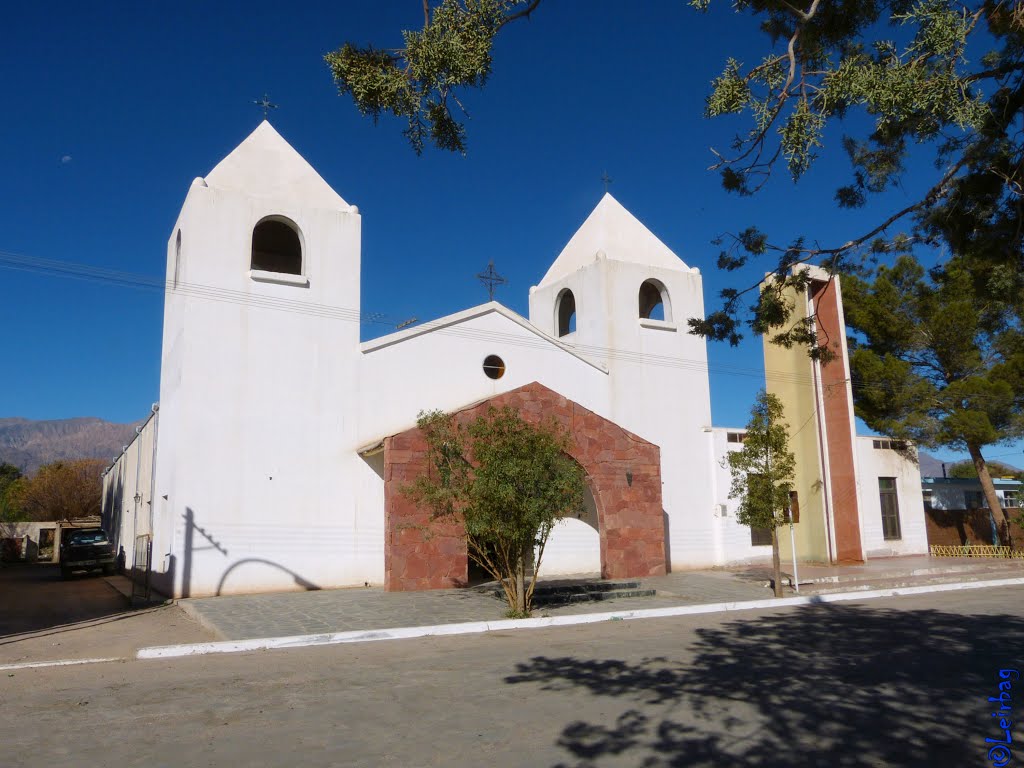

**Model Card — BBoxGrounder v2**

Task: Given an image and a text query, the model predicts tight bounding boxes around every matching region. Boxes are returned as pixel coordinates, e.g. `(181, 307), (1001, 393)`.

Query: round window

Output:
(483, 355), (505, 380)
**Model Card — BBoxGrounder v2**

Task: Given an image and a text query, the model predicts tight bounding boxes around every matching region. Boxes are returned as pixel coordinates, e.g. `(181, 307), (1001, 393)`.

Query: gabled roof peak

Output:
(204, 121), (349, 209)
(538, 193), (690, 287)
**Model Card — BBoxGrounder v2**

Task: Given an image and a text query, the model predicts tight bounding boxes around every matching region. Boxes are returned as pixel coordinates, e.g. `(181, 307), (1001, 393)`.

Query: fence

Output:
(930, 544), (1024, 559)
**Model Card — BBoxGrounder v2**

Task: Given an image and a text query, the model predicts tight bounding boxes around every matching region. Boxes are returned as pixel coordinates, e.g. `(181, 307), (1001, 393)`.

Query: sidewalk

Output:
(5, 555), (1023, 668)
(178, 555), (1024, 642)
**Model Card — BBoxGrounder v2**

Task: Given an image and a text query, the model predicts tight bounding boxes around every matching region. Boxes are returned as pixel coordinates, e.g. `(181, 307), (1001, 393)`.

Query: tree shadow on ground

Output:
(504, 601), (1022, 767)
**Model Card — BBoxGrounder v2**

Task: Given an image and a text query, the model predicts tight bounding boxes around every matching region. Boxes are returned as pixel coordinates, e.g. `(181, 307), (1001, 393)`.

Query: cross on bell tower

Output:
(253, 93), (278, 120)
(476, 260), (507, 302)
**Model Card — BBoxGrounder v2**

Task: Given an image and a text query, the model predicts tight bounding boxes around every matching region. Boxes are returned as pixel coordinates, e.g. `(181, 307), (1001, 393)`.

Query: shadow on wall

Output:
(176, 506), (320, 598)
(503, 602), (1022, 767)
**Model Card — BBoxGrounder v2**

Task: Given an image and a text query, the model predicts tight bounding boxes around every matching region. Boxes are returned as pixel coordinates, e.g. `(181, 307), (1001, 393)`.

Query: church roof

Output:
(538, 193), (690, 288)
(361, 301), (607, 374)
(204, 121), (350, 209)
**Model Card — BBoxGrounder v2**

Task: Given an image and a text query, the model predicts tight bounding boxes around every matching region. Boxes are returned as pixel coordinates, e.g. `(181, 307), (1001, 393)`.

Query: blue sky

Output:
(1, 1), (1020, 468)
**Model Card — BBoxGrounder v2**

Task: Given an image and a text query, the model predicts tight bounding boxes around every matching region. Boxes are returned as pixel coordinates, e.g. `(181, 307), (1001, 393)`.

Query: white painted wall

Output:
(540, 488), (602, 576)
(854, 437), (929, 557)
(102, 407), (158, 572)
(709, 428), (775, 565)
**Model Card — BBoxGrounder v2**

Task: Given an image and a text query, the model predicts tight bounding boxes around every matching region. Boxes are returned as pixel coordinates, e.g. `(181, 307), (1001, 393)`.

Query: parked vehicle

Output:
(60, 528), (116, 579)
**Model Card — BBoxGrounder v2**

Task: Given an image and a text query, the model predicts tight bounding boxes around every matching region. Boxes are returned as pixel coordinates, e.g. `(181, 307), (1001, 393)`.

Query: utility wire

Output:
(2, 248), (1020, 408)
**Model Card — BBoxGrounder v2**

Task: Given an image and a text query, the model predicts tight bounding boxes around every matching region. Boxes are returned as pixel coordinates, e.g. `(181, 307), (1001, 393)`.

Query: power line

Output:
(1, 248), (1021, 408)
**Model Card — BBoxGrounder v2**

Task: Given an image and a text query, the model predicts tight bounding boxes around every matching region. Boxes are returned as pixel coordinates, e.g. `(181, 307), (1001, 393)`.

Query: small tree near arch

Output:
(403, 405), (586, 616)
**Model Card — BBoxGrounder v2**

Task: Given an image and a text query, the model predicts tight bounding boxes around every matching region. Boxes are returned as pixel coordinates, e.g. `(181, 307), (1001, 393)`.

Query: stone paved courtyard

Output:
(175, 556), (1024, 642)
(178, 570), (772, 641)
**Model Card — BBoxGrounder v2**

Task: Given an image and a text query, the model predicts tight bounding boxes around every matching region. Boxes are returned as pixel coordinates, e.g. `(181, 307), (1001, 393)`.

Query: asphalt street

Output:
(2, 586), (1021, 767)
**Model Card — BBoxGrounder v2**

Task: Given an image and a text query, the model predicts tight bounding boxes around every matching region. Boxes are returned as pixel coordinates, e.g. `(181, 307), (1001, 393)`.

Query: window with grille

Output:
(750, 527), (772, 546)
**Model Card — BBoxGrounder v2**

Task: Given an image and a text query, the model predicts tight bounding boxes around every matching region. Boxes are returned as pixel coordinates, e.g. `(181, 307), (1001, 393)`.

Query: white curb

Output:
(136, 576), (1024, 660)
(0, 657), (123, 672)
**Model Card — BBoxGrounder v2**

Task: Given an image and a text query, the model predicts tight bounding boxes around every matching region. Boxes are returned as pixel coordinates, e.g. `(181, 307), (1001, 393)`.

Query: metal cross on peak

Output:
(253, 93), (278, 120)
(601, 171), (613, 194)
(476, 260), (507, 302)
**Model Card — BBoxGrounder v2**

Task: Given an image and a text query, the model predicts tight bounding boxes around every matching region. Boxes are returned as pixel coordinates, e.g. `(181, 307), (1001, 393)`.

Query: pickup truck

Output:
(60, 528), (116, 579)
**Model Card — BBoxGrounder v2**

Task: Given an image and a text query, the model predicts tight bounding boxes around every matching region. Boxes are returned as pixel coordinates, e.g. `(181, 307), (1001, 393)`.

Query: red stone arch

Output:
(382, 382), (666, 591)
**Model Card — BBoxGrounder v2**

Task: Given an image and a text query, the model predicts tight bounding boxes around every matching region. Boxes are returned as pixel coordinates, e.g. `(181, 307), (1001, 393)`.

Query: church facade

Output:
(101, 122), (928, 598)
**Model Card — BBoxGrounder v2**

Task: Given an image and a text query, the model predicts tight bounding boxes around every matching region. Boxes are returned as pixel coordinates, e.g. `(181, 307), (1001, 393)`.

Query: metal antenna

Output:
(253, 93), (278, 120)
(476, 260), (507, 302)
(601, 171), (613, 193)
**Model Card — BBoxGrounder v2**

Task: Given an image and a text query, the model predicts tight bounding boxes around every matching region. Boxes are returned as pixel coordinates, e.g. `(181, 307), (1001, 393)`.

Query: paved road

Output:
(3, 586), (1020, 767)
(0, 564), (129, 636)
(0, 564), (213, 666)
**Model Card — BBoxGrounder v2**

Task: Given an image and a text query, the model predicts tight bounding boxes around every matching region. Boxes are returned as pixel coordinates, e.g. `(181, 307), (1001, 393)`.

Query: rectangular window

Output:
(878, 477), (902, 541)
(1002, 490), (1019, 508)
(750, 527), (773, 546)
(872, 439), (907, 450)
(964, 491), (986, 510)
(922, 489), (933, 511)
(727, 432), (746, 443)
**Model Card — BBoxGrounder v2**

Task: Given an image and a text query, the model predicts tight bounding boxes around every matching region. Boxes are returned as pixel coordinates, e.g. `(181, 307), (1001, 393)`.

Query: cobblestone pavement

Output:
(179, 571), (772, 641)
(174, 556), (1024, 642)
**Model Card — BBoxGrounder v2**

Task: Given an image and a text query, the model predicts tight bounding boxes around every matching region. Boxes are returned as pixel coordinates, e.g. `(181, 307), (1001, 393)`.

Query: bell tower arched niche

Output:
(251, 216), (303, 276)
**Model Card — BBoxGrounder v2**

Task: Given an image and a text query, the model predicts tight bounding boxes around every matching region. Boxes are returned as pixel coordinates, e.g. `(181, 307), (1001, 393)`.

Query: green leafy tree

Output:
(404, 405), (586, 615)
(8, 459), (105, 523)
(843, 256), (1024, 543)
(948, 459), (1023, 480)
(726, 391), (796, 598)
(0, 462), (24, 522)
(327, 2), (1024, 349)
(326, 0), (540, 155)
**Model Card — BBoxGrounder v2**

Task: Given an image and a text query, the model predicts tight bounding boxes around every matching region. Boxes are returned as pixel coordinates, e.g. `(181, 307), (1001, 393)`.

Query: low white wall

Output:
(101, 409), (158, 572)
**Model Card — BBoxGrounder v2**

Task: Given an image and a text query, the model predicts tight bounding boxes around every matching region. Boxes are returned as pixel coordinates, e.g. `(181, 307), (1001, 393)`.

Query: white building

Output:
(102, 122), (928, 598)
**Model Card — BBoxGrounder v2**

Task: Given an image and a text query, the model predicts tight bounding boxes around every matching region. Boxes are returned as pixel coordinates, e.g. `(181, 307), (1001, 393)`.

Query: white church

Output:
(102, 122), (929, 598)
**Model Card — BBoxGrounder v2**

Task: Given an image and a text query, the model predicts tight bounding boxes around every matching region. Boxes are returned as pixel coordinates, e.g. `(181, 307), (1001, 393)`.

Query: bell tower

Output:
(153, 122), (364, 596)
(529, 194), (716, 568)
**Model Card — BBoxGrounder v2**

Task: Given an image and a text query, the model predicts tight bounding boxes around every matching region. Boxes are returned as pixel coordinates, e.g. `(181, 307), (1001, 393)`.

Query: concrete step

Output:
(483, 580), (657, 606)
(533, 588), (657, 606)
(787, 560), (1024, 587)
(797, 570), (1024, 596)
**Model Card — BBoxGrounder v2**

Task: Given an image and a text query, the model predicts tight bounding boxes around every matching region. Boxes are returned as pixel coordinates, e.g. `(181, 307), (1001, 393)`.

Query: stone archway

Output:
(383, 382), (666, 591)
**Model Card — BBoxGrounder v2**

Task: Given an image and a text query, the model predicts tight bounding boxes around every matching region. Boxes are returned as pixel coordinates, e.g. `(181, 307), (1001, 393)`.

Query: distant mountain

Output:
(918, 452), (947, 478)
(0, 417), (143, 474)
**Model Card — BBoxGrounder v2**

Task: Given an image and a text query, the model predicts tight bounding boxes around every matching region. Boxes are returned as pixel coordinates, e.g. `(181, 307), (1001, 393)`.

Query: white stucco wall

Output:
(102, 407), (158, 572)
(854, 437), (929, 557)
(708, 428), (777, 565)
